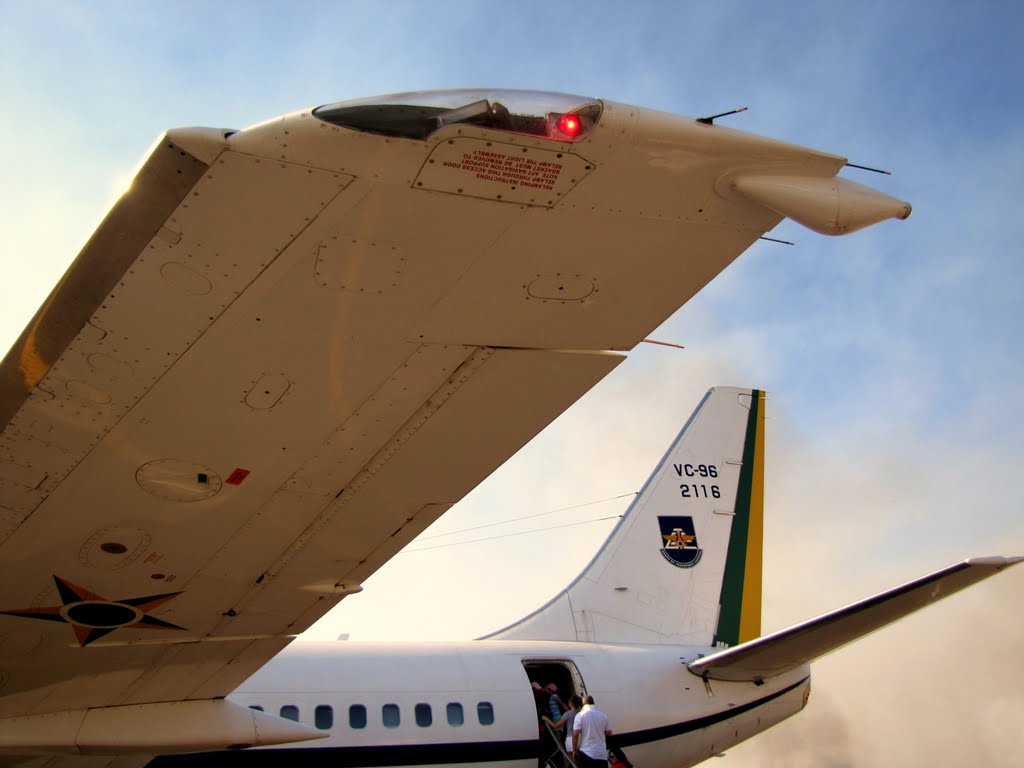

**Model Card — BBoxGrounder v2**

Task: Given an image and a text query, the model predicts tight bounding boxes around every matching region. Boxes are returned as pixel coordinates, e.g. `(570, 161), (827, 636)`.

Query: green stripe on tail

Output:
(713, 389), (765, 647)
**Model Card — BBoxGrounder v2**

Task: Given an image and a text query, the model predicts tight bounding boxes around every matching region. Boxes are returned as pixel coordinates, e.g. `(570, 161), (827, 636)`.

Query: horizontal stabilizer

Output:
(688, 556), (1023, 682)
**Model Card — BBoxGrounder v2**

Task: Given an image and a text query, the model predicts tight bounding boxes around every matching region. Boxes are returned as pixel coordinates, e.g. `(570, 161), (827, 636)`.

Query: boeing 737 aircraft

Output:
(0, 89), (990, 767)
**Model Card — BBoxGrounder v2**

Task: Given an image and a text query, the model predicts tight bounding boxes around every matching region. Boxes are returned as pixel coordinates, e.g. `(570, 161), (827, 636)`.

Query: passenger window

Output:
(415, 703), (432, 727)
(477, 701), (494, 725)
(382, 703), (401, 728)
(280, 705), (299, 722)
(446, 702), (464, 726)
(349, 704), (367, 729)
(315, 705), (333, 730)
(248, 705), (264, 712)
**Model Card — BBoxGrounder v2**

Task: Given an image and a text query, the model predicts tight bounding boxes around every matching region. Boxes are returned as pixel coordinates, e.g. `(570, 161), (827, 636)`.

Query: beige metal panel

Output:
(0, 154), (355, 716)
(117, 636), (290, 706)
(0, 757), (135, 768)
(285, 344), (478, 496)
(0, 345), (617, 712)
(221, 500), (455, 646)
(0, 637), (294, 713)
(401, 104), (845, 352)
(29, 666), (155, 716)
(313, 181), (524, 303)
(0, 153), (349, 524)
(0, 134), (210, 544)
(0, 154), (526, 712)
(0, 640), (167, 717)
(212, 348), (623, 638)
(0, 635), (288, 718)
(1, 337), (597, 711)
(186, 636), (292, 702)
(413, 211), (760, 350)
(169, 344), (478, 639)
(413, 137), (594, 207)
(0, 152), (350, 544)
(229, 108), (434, 180)
(0, 139), (210, 434)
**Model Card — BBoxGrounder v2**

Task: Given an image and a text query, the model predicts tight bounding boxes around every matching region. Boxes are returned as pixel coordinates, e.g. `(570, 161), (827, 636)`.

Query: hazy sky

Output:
(2, 1), (1022, 765)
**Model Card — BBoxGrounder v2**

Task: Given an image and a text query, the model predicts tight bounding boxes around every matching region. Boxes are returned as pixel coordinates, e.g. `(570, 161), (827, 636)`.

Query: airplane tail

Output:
(483, 386), (766, 646)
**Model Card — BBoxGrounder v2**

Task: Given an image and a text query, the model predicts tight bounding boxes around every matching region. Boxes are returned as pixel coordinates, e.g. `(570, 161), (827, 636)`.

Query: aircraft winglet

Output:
(688, 556), (1023, 683)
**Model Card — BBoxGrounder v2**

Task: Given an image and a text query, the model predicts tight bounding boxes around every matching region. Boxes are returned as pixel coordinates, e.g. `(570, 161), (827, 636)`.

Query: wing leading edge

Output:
(688, 556), (1023, 682)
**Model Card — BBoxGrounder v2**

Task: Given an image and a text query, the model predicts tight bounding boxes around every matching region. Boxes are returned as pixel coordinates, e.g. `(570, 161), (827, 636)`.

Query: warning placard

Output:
(414, 138), (594, 207)
(445, 149), (563, 191)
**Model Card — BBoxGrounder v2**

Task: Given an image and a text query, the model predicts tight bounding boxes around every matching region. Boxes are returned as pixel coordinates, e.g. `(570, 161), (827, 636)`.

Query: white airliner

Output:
(0, 89), (1005, 767)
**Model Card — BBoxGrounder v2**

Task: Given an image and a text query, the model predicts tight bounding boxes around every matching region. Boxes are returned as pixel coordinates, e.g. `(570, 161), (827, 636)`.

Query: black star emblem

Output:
(0, 575), (186, 646)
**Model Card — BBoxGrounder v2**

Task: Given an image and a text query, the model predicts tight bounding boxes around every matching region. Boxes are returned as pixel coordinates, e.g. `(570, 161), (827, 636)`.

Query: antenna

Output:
(641, 338), (686, 350)
(844, 162), (891, 175)
(697, 107), (748, 125)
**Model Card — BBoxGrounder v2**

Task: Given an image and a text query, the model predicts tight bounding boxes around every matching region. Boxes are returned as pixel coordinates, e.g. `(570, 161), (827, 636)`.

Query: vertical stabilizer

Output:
(483, 387), (766, 646)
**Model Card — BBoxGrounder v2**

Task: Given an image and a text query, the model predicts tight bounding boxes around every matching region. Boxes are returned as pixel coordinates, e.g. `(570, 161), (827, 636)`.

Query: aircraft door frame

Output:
(521, 658), (589, 698)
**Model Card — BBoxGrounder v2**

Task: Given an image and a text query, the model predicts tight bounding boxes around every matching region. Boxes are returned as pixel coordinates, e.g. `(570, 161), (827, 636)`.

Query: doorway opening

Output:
(522, 659), (588, 768)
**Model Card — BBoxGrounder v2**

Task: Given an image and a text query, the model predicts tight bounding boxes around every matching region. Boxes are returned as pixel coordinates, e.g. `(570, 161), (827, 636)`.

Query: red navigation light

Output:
(555, 113), (582, 138)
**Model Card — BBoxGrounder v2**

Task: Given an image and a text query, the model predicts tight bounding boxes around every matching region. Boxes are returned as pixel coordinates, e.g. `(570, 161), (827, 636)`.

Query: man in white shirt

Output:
(572, 695), (611, 768)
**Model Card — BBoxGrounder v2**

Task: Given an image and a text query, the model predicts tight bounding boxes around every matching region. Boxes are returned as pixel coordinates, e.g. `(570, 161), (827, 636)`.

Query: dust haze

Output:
(721, 390), (1024, 767)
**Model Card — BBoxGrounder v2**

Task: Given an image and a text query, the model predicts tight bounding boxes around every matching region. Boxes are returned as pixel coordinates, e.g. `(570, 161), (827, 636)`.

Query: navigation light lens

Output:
(556, 113), (582, 138)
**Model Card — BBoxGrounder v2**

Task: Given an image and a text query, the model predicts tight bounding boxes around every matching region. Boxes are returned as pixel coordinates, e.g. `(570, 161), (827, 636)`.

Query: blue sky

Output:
(2, 1), (1023, 764)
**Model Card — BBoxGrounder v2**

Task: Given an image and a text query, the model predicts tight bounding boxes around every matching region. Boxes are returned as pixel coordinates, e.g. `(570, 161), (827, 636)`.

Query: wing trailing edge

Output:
(688, 556), (1023, 682)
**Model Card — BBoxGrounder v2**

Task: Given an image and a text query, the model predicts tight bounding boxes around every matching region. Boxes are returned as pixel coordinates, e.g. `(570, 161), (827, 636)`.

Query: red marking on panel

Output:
(226, 468), (251, 486)
(441, 149), (564, 191)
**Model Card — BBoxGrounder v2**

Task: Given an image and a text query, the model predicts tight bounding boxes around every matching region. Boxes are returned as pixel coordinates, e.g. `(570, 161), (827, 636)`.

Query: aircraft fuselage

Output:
(197, 641), (810, 768)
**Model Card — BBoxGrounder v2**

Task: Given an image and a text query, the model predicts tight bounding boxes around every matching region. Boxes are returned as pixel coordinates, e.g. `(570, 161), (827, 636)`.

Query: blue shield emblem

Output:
(658, 516), (702, 568)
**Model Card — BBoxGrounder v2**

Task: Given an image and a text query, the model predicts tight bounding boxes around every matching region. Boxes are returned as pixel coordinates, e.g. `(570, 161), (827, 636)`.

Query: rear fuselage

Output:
(214, 641), (810, 768)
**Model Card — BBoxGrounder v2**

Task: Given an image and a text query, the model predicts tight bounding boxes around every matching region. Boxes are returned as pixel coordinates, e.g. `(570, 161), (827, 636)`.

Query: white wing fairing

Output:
(729, 174), (912, 235)
(0, 89), (909, 752)
(0, 699), (324, 755)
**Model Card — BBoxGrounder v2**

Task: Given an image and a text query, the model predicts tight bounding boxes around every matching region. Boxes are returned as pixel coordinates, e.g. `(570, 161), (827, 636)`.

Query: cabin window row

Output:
(249, 701), (495, 730)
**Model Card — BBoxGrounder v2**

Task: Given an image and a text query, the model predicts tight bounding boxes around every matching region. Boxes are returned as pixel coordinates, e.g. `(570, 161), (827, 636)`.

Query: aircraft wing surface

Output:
(0, 91), (910, 731)
(688, 556), (1023, 682)
(0, 133), (628, 720)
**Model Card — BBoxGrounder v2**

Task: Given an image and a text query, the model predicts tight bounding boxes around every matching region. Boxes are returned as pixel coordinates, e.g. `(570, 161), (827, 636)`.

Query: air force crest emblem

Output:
(658, 516), (702, 568)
